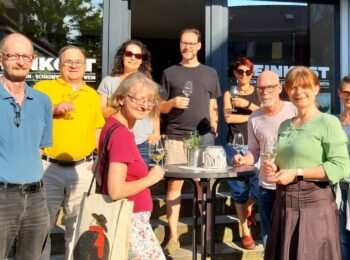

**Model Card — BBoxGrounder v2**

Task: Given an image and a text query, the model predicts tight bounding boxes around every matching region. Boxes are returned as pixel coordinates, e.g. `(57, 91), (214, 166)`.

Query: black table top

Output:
(164, 164), (258, 179)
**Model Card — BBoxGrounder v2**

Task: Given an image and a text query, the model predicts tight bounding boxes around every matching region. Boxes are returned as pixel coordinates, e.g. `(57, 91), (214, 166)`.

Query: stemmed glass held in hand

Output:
(261, 137), (277, 162)
(183, 81), (193, 98)
(229, 82), (239, 112)
(232, 132), (245, 155)
(160, 135), (169, 167)
(149, 140), (166, 165)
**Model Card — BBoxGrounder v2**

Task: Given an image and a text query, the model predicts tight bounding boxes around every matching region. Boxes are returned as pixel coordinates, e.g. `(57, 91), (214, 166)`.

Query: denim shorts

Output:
(225, 143), (259, 204)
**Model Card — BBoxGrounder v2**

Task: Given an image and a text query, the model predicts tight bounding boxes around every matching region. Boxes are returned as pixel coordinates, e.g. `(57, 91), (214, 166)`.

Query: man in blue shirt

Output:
(0, 33), (53, 259)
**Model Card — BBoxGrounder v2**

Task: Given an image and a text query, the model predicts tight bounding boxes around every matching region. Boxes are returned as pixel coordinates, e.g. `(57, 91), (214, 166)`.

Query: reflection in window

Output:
(0, 0), (103, 88)
(227, 0), (336, 112)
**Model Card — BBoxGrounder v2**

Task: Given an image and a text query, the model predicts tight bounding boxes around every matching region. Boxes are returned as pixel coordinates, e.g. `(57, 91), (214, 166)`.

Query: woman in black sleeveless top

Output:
(223, 57), (260, 249)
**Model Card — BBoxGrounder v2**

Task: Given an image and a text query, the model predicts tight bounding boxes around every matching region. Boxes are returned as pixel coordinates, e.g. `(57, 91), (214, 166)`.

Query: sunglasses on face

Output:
(236, 69), (253, 76)
(124, 51), (143, 60)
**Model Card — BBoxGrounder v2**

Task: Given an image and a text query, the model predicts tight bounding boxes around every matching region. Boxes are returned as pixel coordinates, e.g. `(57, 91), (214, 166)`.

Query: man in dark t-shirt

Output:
(160, 28), (221, 255)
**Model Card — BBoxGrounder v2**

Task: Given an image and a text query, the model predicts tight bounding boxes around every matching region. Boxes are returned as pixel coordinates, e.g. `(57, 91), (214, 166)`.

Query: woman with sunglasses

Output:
(337, 76), (350, 260)
(97, 39), (160, 165)
(223, 57), (260, 249)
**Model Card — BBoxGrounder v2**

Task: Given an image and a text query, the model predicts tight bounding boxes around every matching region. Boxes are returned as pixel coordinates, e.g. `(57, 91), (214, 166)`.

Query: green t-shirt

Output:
(276, 113), (350, 184)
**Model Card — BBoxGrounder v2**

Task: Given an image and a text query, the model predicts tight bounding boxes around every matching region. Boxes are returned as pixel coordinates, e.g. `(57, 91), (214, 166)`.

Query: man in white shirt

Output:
(233, 70), (297, 247)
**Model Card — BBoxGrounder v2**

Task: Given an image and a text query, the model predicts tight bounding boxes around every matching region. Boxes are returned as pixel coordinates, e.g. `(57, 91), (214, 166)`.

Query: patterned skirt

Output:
(265, 181), (341, 260)
(128, 211), (165, 260)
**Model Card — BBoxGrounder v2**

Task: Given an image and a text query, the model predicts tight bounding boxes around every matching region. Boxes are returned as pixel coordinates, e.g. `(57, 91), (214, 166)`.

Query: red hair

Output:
(233, 57), (254, 72)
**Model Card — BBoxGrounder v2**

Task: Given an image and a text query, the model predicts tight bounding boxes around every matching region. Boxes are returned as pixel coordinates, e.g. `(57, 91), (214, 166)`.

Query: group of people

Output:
(1, 26), (350, 260)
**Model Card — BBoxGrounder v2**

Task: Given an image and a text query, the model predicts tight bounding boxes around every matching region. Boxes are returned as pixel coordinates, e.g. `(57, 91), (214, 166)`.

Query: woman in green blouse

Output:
(261, 66), (350, 260)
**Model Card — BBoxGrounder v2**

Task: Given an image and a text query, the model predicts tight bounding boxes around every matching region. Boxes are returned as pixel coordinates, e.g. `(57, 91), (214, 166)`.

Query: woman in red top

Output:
(98, 72), (165, 259)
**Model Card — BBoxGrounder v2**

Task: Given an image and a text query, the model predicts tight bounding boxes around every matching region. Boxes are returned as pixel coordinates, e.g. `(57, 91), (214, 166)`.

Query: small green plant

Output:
(184, 131), (200, 150)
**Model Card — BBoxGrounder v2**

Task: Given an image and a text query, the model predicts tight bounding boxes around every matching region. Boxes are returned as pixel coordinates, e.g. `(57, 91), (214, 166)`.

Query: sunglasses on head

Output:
(124, 51), (143, 60)
(236, 69), (253, 76)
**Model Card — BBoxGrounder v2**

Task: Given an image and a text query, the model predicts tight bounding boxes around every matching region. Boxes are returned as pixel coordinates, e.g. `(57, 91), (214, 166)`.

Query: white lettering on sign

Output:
(254, 64), (330, 80)
(30, 57), (96, 72)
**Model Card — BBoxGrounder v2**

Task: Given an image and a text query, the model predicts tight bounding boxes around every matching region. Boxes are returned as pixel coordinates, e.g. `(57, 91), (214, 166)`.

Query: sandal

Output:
(241, 235), (256, 250)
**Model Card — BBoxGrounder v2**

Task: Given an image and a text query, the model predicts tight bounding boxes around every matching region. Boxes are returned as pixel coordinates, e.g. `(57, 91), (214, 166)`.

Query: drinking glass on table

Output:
(232, 132), (245, 155)
(261, 137), (277, 162)
(149, 140), (166, 166)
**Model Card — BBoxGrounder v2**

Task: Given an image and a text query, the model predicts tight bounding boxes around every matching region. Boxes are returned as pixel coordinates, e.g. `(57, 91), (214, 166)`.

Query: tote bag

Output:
(68, 124), (134, 260)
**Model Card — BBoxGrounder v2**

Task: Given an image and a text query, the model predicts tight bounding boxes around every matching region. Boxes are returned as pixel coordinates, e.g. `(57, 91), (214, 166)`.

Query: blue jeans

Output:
(340, 183), (350, 260)
(137, 141), (152, 166)
(258, 186), (276, 248)
(225, 143), (259, 204)
(0, 188), (49, 259)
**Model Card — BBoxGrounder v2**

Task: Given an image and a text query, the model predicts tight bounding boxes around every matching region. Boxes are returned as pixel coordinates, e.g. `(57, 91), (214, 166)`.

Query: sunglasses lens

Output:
(124, 51), (132, 57)
(124, 51), (143, 60)
(237, 69), (252, 76)
(134, 54), (143, 60)
(237, 69), (244, 76)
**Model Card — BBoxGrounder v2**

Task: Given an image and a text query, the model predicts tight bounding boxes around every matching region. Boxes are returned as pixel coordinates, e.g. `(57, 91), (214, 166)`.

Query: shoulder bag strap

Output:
(87, 123), (120, 196)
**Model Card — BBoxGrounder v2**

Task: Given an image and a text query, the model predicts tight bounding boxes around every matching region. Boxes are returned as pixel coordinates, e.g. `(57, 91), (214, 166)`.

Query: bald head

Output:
(257, 70), (280, 86)
(256, 70), (282, 108)
(0, 33), (35, 82)
(0, 33), (33, 53)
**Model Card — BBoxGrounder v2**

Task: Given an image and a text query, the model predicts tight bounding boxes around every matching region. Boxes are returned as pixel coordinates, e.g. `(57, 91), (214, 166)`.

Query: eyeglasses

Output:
(13, 103), (21, 127)
(180, 42), (198, 47)
(256, 84), (279, 93)
(340, 90), (350, 97)
(236, 69), (253, 76)
(62, 60), (85, 67)
(127, 95), (156, 107)
(2, 53), (35, 62)
(124, 51), (143, 60)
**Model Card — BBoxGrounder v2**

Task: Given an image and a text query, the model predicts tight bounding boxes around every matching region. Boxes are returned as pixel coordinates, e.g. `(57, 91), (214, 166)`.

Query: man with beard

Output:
(160, 28), (221, 255)
(0, 33), (53, 259)
(233, 70), (297, 249)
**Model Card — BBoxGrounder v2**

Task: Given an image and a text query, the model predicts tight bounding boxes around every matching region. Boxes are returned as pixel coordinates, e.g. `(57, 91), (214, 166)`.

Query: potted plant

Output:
(184, 131), (201, 167)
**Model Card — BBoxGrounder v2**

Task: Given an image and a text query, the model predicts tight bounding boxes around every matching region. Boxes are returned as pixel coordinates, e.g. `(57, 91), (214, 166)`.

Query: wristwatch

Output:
(296, 168), (303, 181)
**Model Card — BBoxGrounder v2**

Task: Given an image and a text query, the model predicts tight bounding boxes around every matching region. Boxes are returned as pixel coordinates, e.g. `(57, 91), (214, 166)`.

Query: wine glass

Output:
(183, 81), (193, 98)
(261, 137), (277, 162)
(149, 140), (165, 165)
(229, 82), (239, 112)
(160, 135), (169, 167)
(232, 132), (245, 155)
(62, 93), (78, 120)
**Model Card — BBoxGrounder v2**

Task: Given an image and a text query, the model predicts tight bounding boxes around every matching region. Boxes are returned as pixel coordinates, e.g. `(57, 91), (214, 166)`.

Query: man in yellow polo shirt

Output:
(34, 45), (104, 259)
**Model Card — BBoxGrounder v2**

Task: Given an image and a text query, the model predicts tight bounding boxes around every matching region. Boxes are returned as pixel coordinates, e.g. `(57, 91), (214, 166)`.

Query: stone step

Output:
(151, 178), (233, 195)
(151, 191), (239, 219)
(165, 242), (263, 260)
(47, 243), (264, 260)
(152, 214), (261, 246)
(49, 213), (262, 256)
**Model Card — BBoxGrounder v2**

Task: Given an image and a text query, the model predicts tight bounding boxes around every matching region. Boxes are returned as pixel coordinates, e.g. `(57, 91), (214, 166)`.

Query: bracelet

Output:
(244, 101), (251, 109)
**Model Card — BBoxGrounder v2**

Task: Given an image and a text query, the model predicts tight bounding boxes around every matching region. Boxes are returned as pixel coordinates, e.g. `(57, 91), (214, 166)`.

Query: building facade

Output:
(0, 0), (349, 142)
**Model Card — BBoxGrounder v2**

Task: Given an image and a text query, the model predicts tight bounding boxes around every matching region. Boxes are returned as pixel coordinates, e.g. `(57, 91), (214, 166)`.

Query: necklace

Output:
(238, 85), (252, 95)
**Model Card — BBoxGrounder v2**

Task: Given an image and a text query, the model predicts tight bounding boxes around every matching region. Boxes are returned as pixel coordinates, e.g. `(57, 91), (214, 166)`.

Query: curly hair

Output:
(110, 39), (152, 79)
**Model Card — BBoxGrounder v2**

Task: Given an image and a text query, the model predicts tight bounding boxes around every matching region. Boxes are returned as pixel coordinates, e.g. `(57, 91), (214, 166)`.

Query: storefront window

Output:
(0, 0), (103, 88)
(228, 0), (337, 113)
